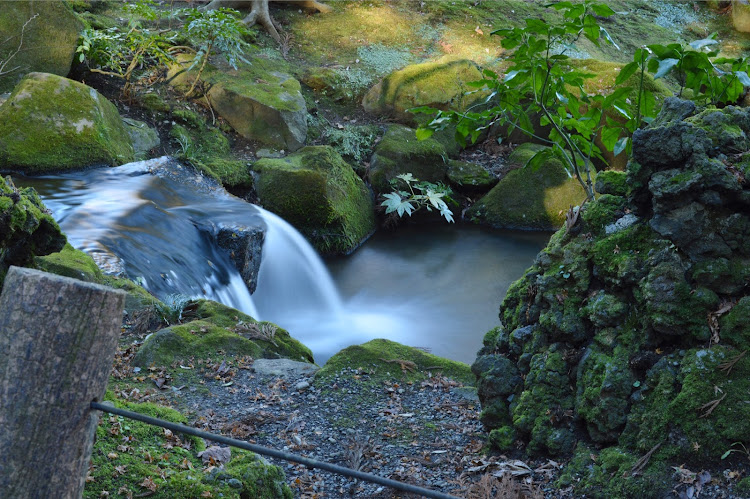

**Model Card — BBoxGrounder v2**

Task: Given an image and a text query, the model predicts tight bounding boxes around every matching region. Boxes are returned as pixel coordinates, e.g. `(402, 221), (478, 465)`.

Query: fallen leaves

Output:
(197, 446), (231, 467)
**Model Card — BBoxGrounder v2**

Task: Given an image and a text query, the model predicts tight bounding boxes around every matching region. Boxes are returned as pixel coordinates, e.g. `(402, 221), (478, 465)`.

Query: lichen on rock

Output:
(473, 99), (750, 494)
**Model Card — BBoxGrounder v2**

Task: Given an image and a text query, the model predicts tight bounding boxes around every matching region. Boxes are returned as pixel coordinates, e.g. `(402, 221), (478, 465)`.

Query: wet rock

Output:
(255, 145), (375, 255)
(216, 225), (264, 294)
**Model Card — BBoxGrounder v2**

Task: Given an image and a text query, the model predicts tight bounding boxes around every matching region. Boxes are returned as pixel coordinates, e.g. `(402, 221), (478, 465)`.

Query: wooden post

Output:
(0, 266), (125, 499)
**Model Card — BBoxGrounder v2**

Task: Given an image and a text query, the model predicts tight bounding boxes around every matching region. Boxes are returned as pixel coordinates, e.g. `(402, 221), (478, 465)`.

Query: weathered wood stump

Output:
(0, 266), (125, 499)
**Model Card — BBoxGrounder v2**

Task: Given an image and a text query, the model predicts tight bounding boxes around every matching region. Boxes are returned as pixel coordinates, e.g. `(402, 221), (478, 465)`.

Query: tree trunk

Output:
(0, 267), (125, 499)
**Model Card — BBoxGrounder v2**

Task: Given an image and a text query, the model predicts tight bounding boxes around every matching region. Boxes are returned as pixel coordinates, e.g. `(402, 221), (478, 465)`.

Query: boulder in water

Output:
(467, 143), (591, 230)
(0, 73), (135, 172)
(368, 124), (448, 195)
(254, 145), (375, 255)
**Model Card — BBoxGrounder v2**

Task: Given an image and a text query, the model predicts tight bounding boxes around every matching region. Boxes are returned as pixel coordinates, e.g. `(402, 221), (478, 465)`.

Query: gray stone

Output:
(123, 118), (160, 161)
(605, 213), (638, 234)
(253, 358), (319, 378)
(216, 224), (264, 294)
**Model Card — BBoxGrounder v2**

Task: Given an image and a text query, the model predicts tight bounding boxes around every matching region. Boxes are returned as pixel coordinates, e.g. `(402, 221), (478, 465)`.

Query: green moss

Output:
(368, 124), (448, 194)
(255, 146), (375, 254)
(362, 57), (486, 124)
(133, 300), (312, 368)
(315, 339), (474, 386)
(168, 116), (252, 189)
(446, 159), (497, 192)
(0, 73), (134, 172)
(489, 426), (517, 451)
(581, 194), (628, 236)
(1, 178), (66, 285)
(595, 170), (628, 196)
(34, 242), (103, 282)
(468, 143), (590, 230)
(590, 224), (667, 286)
(719, 297), (750, 350)
(86, 396), (292, 498)
(139, 92), (171, 113)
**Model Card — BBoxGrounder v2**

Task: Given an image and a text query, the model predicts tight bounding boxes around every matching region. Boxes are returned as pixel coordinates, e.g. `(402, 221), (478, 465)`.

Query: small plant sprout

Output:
(381, 173), (455, 223)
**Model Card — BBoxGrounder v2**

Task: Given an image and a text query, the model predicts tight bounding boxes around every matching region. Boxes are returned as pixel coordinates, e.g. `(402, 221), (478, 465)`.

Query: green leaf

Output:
(653, 58), (679, 79)
(415, 127), (434, 141)
(396, 173), (416, 183)
(599, 27), (619, 50)
(600, 126), (621, 152)
(735, 70), (750, 86)
(614, 137), (629, 157)
(689, 35), (718, 51)
(615, 61), (639, 85)
(721, 450), (732, 460)
(613, 103), (631, 120)
(525, 148), (553, 171)
(381, 192), (415, 218)
(591, 4), (615, 17)
(583, 15), (600, 42)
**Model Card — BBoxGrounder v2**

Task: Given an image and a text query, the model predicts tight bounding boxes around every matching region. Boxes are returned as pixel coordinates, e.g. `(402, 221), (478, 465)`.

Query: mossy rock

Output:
(733, 0), (750, 32)
(254, 145), (375, 255)
(132, 300), (313, 367)
(168, 54), (306, 151)
(86, 396), (292, 499)
(123, 118), (160, 161)
(363, 57), (486, 125)
(0, 73), (134, 172)
(594, 170), (628, 197)
(168, 112), (252, 189)
(34, 243), (157, 313)
(315, 338), (474, 386)
(0, 1), (83, 93)
(1, 176), (66, 285)
(446, 159), (497, 194)
(368, 124), (448, 195)
(467, 143), (591, 230)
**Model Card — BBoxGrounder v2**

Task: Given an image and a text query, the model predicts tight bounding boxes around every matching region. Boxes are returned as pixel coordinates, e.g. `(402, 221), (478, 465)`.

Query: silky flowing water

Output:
(15, 158), (548, 364)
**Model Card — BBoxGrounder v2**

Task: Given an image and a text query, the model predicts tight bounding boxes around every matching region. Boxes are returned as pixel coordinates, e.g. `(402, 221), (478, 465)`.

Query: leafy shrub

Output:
(380, 173), (455, 223)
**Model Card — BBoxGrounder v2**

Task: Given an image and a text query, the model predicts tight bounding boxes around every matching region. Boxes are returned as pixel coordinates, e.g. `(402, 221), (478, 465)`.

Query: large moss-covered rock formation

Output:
(0, 1), (82, 93)
(0, 176), (66, 286)
(0, 73), (135, 172)
(467, 143), (591, 230)
(168, 55), (307, 151)
(473, 99), (750, 496)
(254, 145), (375, 254)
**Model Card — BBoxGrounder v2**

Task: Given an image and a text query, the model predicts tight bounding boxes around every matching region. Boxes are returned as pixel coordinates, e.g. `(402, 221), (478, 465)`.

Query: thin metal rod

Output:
(91, 401), (460, 499)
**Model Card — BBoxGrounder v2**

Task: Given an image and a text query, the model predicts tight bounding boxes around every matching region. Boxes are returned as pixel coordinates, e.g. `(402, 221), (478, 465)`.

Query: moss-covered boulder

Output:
(467, 143), (591, 230)
(86, 397), (292, 498)
(132, 300), (313, 367)
(123, 118), (160, 161)
(0, 73), (134, 172)
(0, 1), (83, 93)
(473, 101), (750, 494)
(362, 57), (485, 125)
(315, 338), (474, 386)
(368, 124), (448, 195)
(446, 159), (497, 194)
(168, 55), (306, 151)
(34, 243), (157, 313)
(254, 146), (375, 254)
(0, 176), (66, 285)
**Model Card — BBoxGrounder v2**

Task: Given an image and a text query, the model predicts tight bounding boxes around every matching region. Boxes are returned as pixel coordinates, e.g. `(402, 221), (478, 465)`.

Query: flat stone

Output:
(253, 358), (319, 378)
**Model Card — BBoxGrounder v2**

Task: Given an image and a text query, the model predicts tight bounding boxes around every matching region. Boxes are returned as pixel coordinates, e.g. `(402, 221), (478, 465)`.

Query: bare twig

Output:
(699, 391), (727, 419)
(629, 442), (661, 477)
(719, 350), (747, 375)
(0, 13), (39, 77)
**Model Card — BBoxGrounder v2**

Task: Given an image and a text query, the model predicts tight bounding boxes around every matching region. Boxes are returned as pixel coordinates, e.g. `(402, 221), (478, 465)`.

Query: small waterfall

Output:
(253, 208), (344, 318)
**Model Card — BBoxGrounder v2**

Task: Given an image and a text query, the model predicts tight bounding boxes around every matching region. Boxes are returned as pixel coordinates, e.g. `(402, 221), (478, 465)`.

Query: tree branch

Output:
(0, 13), (39, 77)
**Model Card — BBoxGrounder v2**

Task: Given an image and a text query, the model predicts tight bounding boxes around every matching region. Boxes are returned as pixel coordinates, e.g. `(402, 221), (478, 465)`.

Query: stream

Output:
(15, 157), (548, 364)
